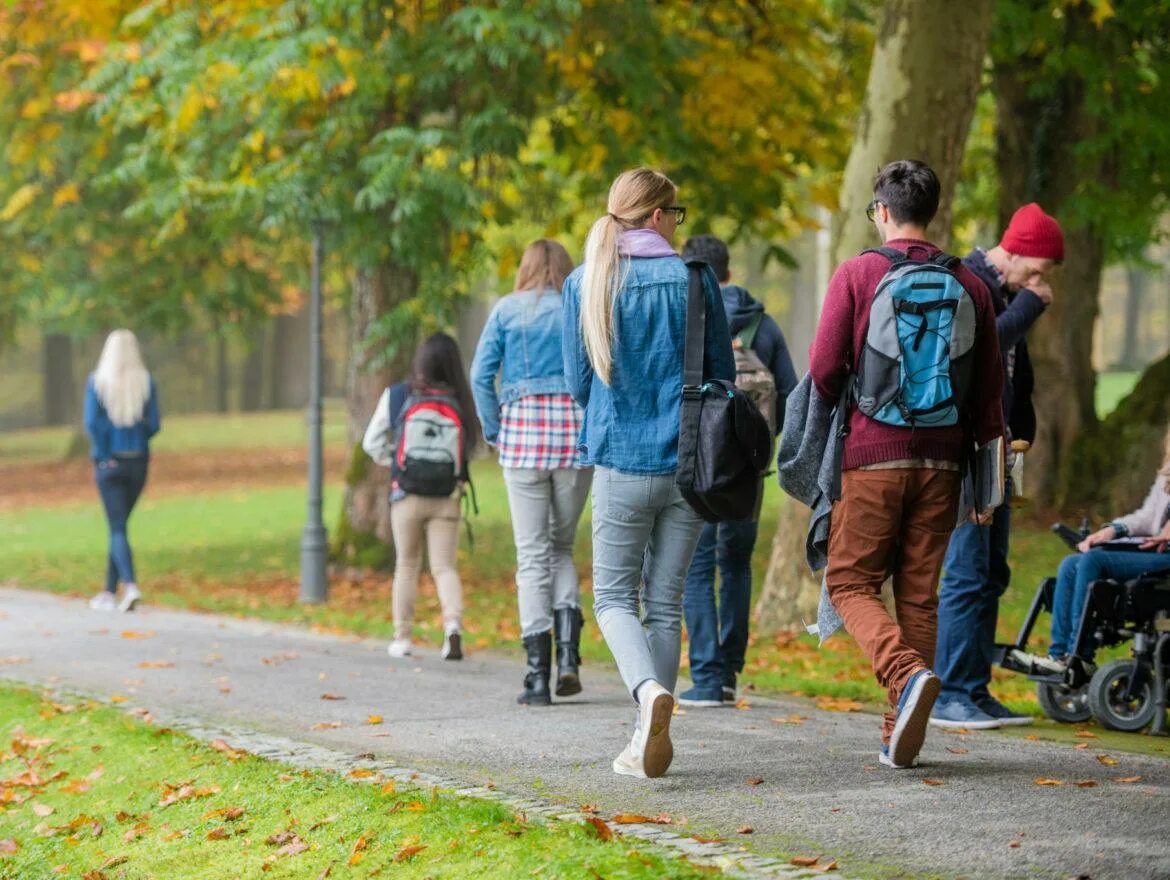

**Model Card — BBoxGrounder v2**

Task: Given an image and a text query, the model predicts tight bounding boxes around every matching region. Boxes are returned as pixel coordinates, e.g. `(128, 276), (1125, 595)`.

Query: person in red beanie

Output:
(809, 160), (1004, 770)
(931, 201), (1064, 731)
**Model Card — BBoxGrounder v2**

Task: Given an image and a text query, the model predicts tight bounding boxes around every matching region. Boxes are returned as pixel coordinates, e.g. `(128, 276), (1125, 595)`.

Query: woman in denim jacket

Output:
(562, 168), (734, 778)
(471, 240), (594, 707)
(83, 329), (161, 614)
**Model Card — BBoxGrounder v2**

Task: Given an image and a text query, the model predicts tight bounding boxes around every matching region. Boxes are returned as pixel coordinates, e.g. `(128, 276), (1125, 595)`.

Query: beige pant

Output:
(389, 494), (463, 639)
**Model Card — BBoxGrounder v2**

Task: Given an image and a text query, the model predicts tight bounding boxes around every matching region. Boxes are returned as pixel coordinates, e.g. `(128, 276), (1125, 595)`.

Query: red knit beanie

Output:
(999, 203), (1064, 262)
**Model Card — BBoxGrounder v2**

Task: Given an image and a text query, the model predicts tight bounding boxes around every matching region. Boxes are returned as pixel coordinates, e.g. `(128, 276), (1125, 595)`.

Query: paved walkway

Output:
(1, 587), (1168, 880)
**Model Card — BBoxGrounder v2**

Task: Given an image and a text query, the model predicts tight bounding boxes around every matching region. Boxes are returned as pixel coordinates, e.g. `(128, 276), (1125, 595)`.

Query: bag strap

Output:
(861, 245), (908, 265)
(683, 261), (707, 389)
(735, 312), (764, 351)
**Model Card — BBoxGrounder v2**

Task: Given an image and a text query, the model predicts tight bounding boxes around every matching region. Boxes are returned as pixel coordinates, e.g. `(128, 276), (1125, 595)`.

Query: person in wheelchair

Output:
(1013, 426), (1170, 673)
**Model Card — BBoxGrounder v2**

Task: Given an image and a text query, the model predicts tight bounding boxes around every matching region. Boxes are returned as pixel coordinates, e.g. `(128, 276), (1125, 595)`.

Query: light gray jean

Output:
(503, 466), (594, 637)
(590, 466), (706, 700)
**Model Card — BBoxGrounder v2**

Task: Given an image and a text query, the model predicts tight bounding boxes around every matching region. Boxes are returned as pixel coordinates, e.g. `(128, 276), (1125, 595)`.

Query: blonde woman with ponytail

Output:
(562, 168), (734, 778)
(83, 329), (160, 613)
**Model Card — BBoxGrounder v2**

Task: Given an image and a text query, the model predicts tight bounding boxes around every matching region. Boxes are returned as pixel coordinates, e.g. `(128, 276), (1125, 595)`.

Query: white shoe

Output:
(440, 628), (462, 661)
(387, 639), (412, 658)
(89, 592), (116, 612)
(118, 584), (142, 613)
(612, 681), (674, 779)
(1009, 649), (1066, 674)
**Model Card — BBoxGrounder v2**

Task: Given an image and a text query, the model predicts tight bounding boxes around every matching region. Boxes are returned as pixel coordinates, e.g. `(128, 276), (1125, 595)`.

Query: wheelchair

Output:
(991, 525), (1170, 733)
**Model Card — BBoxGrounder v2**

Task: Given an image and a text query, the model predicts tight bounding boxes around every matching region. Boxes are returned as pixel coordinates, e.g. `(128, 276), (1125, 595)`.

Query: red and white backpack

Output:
(393, 388), (466, 498)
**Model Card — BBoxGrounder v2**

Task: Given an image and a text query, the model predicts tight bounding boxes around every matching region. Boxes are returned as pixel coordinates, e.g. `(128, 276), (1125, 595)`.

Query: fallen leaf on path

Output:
(579, 804), (599, 814)
(347, 769), (376, 780)
(109, 695), (128, 704)
(734, 698), (752, 710)
(394, 844), (427, 862)
(815, 697), (863, 712)
(1008, 840), (1021, 848)
(812, 859), (839, 872)
(737, 825), (754, 834)
(137, 661), (174, 669)
(320, 693), (345, 701)
(1096, 755), (1119, 766)
(1033, 778), (1064, 786)
(1074, 743), (1089, 750)
(939, 727), (970, 735)
(744, 777), (764, 786)
(365, 716), (383, 725)
(0, 657), (30, 667)
(209, 740), (246, 761)
(611, 814), (671, 825)
(119, 631), (156, 640)
(1074, 729), (1097, 738)
(691, 835), (724, 844)
(1024, 735), (1040, 741)
(260, 652), (300, 666)
(791, 856), (820, 867)
(770, 715), (806, 724)
(310, 722), (342, 730)
(945, 747), (969, 755)
(1113, 775), (1143, 784)
(584, 817), (613, 841)
(1073, 780), (1097, 788)
(922, 779), (945, 786)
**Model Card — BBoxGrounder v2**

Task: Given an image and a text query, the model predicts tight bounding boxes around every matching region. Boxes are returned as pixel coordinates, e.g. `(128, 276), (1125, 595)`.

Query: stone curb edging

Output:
(3, 675), (856, 880)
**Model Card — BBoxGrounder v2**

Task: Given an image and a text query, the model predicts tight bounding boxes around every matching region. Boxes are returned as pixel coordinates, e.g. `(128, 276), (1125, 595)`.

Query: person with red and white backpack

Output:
(362, 333), (482, 661)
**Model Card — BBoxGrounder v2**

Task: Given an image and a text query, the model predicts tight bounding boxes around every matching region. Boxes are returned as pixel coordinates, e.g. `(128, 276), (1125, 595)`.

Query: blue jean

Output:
(935, 494), (1011, 703)
(590, 467), (705, 699)
(682, 519), (759, 694)
(1050, 549), (1170, 657)
(95, 456), (149, 594)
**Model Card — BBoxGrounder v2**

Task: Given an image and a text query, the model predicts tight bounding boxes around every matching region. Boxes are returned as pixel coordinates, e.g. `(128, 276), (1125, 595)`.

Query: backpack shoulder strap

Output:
(735, 312), (765, 350)
(683, 260), (707, 388)
(929, 252), (961, 271)
(860, 246), (909, 265)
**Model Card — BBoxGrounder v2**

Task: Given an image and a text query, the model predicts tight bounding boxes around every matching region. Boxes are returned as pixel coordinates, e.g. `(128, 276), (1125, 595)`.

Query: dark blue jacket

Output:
(83, 374), (160, 461)
(962, 250), (1045, 443)
(721, 284), (798, 434)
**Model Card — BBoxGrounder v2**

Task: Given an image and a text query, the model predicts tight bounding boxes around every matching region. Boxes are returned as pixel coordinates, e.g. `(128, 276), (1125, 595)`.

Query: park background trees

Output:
(2, 0), (1169, 588)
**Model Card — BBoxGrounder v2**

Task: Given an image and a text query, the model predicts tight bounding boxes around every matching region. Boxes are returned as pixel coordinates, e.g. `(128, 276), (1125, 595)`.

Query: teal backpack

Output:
(854, 247), (976, 428)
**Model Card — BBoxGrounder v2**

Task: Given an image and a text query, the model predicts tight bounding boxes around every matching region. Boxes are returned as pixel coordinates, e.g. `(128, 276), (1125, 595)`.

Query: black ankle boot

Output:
(517, 631), (552, 706)
(554, 606), (584, 697)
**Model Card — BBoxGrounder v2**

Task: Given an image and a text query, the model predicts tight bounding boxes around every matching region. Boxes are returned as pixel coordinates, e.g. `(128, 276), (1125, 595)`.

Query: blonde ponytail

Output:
(579, 168), (678, 385)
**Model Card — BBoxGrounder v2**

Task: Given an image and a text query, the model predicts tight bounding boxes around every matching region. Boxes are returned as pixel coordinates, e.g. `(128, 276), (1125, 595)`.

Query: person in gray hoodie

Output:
(678, 235), (797, 706)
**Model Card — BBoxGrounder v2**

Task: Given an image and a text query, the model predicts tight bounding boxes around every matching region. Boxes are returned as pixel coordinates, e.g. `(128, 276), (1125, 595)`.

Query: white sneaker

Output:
(612, 681), (674, 779)
(89, 592), (116, 612)
(118, 584), (142, 613)
(387, 639), (412, 658)
(440, 628), (462, 661)
(1009, 649), (1066, 674)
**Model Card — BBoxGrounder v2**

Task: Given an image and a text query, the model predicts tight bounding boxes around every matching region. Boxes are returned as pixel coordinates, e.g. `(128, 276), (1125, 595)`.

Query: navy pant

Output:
(935, 494), (1011, 704)
(682, 519), (759, 695)
(95, 456), (149, 594)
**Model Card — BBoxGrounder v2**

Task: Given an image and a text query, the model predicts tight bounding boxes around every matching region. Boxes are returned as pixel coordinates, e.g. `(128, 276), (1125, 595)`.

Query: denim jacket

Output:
(83, 374), (161, 461)
(562, 256), (735, 475)
(470, 289), (570, 445)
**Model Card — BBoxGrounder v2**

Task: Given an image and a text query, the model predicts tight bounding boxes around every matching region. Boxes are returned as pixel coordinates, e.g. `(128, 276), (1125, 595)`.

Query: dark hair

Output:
(411, 332), (482, 450)
(873, 160), (940, 228)
(681, 234), (730, 282)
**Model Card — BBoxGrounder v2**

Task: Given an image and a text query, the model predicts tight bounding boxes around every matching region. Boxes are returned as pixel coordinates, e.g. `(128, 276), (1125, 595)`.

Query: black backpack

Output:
(676, 262), (773, 522)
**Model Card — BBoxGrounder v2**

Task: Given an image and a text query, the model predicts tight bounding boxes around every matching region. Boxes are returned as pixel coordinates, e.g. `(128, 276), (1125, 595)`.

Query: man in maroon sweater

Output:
(810, 160), (1005, 769)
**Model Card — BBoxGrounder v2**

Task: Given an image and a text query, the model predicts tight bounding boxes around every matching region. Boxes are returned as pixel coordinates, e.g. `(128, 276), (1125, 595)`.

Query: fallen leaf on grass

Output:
(791, 856), (820, 866)
(744, 777), (764, 786)
(922, 779), (945, 786)
(394, 844), (427, 862)
(584, 817), (613, 841)
(123, 823), (149, 842)
(1113, 775), (1143, 784)
(1033, 778), (1064, 786)
(100, 856), (128, 870)
(737, 825), (754, 834)
(1024, 735), (1039, 741)
(1074, 729), (1097, 738)
(347, 769), (377, 780)
(1074, 780), (1098, 788)
(365, 716), (383, 725)
(812, 859), (839, 873)
(579, 804), (599, 814)
(1074, 743), (1089, 750)
(206, 827), (230, 841)
(137, 661), (174, 669)
(320, 693), (346, 701)
(815, 697), (863, 712)
(276, 839), (309, 857)
(209, 740), (247, 761)
(32, 803), (54, 817)
(348, 833), (369, 865)
(1096, 755), (1119, 766)
(60, 780), (90, 795)
(945, 747), (969, 755)
(0, 839), (18, 856)
(119, 631), (156, 640)
(310, 722), (342, 730)
(691, 835), (724, 844)
(202, 807), (245, 821)
(380, 781), (396, 795)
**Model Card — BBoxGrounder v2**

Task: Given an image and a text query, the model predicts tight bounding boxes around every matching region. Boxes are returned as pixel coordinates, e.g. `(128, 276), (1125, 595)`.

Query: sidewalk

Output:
(1, 586), (1167, 880)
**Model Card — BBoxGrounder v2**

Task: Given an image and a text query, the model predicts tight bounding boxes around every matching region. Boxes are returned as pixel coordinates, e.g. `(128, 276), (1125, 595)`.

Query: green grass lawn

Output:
(1096, 370), (1140, 418)
(0, 685), (716, 880)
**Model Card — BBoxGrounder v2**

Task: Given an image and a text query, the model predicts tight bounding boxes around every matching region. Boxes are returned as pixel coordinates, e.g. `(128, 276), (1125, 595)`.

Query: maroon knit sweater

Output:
(809, 238), (1005, 470)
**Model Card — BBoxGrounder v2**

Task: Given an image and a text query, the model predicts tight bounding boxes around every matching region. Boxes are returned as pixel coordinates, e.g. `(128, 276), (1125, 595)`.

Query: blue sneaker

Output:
(677, 685), (724, 708)
(887, 669), (940, 768)
(929, 697), (1001, 730)
(974, 695), (1032, 727)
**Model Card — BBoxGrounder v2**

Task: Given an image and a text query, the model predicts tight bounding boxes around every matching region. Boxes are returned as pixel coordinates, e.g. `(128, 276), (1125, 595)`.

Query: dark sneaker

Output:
(441, 630), (462, 661)
(975, 695), (1032, 727)
(677, 686), (724, 708)
(721, 685), (736, 703)
(929, 698), (1001, 730)
(888, 669), (940, 768)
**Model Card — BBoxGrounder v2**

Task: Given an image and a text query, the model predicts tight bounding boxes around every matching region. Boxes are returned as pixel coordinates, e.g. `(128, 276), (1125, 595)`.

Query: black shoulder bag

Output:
(676, 261), (773, 523)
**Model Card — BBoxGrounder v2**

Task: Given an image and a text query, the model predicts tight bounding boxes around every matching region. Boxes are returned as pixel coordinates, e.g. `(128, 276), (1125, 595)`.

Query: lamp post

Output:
(300, 220), (328, 604)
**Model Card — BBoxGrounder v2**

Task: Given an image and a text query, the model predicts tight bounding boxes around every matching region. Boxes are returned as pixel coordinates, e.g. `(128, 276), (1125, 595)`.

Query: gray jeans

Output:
(590, 467), (705, 699)
(503, 466), (593, 637)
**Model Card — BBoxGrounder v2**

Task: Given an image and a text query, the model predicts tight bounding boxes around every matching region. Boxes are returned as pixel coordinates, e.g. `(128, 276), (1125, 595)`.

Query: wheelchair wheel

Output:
(1087, 659), (1157, 732)
(1036, 681), (1091, 724)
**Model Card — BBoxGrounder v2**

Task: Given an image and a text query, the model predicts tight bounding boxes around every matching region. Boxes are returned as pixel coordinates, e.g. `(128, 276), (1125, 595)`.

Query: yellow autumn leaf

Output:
(51, 183), (80, 207)
(0, 184), (40, 221)
(365, 715), (383, 725)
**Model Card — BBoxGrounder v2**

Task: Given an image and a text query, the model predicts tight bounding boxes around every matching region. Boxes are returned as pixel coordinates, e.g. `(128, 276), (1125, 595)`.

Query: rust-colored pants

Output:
(825, 467), (960, 742)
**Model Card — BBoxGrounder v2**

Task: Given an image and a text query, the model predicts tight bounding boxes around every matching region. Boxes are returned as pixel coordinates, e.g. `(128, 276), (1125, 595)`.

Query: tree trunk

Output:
(755, 0), (993, 630)
(993, 1), (1105, 509)
(270, 305), (311, 409)
(1119, 266), (1146, 369)
(240, 320), (270, 412)
(42, 332), (76, 426)
(331, 261), (418, 569)
(214, 323), (230, 413)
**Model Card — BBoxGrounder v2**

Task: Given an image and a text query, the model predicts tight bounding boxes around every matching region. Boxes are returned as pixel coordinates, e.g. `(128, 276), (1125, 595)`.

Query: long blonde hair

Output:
(514, 239), (574, 295)
(93, 329), (151, 427)
(580, 168), (678, 385)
